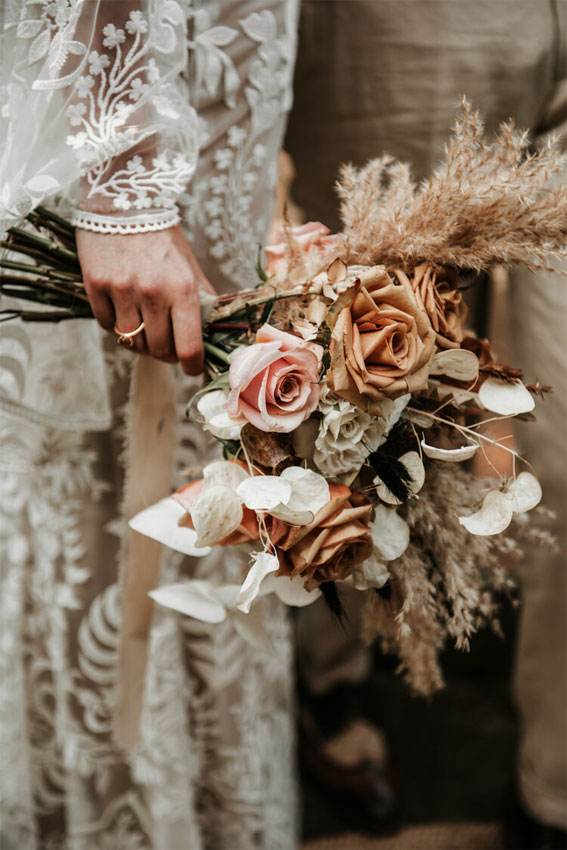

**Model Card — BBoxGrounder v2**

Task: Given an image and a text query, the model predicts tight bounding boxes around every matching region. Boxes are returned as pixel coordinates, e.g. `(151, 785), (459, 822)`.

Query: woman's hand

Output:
(76, 225), (216, 376)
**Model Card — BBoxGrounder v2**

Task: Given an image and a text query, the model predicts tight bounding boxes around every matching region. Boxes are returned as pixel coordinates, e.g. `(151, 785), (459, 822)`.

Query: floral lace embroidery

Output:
(0, 2), (299, 848)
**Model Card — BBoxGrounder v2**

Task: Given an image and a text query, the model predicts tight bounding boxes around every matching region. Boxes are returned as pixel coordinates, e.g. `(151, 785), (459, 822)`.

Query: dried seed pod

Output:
(240, 422), (294, 469)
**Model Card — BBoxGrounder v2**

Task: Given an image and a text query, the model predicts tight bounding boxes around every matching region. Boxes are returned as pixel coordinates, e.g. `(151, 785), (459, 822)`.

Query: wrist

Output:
(70, 207), (180, 235)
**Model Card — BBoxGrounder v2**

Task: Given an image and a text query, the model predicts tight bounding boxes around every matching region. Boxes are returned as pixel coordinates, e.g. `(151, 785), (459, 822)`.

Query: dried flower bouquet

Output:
(2, 103), (565, 692)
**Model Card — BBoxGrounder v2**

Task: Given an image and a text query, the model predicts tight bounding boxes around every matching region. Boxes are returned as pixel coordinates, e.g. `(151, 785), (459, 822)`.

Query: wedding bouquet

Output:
(2, 103), (565, 692)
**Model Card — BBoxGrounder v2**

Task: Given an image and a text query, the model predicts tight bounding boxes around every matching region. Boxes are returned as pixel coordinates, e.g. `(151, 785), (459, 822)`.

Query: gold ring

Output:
(114, 320), (145, 348)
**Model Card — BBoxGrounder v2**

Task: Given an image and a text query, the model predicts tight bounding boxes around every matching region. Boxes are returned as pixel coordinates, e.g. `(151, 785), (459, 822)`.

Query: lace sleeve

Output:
(0, 1), (199, 235)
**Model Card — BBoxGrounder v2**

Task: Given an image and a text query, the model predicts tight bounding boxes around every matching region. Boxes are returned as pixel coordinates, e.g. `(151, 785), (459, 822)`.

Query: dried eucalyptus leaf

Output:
(478, 377), (535, 415)
(374, 451), (425, 505)
(370, 504), (410, 560)
(505, 471), (542, 513)
(191, 485), (243, 547)
(458, 489), (514, 536)
(430, 349), (479, 382)
(421, 439), (479, 462)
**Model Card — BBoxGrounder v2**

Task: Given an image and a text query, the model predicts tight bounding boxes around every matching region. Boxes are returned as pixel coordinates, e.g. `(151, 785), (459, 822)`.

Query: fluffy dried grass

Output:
(362, 463), (544, 695)
(333, 99), (567, 274)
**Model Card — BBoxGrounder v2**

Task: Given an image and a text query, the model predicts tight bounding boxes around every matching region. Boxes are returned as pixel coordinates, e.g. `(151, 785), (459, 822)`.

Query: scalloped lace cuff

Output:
(70, 208), (180, 234)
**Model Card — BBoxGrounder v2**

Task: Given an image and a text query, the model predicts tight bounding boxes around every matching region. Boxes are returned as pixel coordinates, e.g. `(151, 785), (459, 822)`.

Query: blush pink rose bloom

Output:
(265, 222), (339, 277)
(226, 324), (323, 433)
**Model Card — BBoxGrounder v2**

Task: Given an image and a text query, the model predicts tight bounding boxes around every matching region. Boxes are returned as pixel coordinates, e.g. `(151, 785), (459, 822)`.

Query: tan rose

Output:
(401, 263), (467, 349)
(270, 484), (373, 590)
(327, 266), (436, 411)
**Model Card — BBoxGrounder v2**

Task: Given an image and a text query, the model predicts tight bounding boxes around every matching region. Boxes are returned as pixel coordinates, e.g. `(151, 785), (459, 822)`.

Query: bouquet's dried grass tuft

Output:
(335, 99), (567, 273)
(362, 464), (544, 694)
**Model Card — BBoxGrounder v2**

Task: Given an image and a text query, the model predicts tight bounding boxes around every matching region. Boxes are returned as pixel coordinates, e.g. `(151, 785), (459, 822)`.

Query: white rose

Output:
(312, 390), (411, 481)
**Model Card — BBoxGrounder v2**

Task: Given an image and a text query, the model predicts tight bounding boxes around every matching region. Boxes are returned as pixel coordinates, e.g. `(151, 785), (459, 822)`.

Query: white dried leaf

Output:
(191, 485), (243, 547)
(401, 408), (434, 428)
(478, 377), (535, 415)
(370, 504), (410, 560)
(197, 391), (242, 440)
(352, 557), (390, 590)
(128, 498), (211, 557)
(237, 476), (292, 511)
(235, 552), (279, 613)
(421, 439), (479, 462)
(430, 349), (479, 382)
(260, 572), (322, 607)
(505, 472), (542, 514)
(280, 466), (330, 514)
(458, 489), (514, 536)
(432, 382), (479, 406)
(149, 581), (236, 623)
(374, 451), (425, 505)
(202, 459), (250, 492)
(268, 504), (315, 525)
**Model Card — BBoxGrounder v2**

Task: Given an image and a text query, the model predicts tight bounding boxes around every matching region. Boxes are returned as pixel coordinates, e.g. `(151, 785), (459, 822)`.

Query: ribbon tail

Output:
(114, 356), (178, 749)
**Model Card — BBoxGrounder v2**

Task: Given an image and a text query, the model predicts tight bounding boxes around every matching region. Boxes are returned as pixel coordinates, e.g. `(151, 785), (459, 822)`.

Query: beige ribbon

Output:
(114, 355), (177, 749)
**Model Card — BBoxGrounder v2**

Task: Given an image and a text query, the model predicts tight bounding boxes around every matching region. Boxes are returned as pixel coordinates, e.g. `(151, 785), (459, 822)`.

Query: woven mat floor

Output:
(302, 821), (501, 850)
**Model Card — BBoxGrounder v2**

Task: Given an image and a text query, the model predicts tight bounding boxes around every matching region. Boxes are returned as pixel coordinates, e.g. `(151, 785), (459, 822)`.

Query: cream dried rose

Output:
(327, 266), (436, 411)
(312, 388), (410, 481)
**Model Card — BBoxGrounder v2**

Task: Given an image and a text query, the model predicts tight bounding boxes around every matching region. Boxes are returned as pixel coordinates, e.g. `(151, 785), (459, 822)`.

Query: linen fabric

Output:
(287, 0), (567, 829)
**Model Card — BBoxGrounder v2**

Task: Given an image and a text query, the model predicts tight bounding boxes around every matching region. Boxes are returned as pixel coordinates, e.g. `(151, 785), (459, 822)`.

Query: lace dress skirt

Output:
(0, 2), (299, 848)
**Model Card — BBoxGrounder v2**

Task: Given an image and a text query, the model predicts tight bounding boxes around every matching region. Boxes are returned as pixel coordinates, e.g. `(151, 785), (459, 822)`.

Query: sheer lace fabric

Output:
(0, 2), (299, 848)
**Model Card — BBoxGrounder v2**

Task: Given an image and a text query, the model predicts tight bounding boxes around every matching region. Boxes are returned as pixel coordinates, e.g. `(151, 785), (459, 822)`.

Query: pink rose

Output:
(265, 222), (338, 277)
(226, 324), (323, 433)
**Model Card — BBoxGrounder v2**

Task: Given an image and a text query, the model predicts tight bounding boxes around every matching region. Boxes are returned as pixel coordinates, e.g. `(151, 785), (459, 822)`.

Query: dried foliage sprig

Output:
(335, 99), (567, 273)
(361, 464), (550, 695)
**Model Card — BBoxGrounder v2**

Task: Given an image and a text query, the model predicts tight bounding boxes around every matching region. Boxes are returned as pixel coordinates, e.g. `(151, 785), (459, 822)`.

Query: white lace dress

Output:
(0, 2), (299, 848)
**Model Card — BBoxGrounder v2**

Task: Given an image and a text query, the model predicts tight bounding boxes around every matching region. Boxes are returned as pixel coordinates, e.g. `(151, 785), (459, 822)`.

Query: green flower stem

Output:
(203, 341), (232, 366)
(34, 205), (75, 234)
(212, 286), (305, 320)
(7, 227), (79, 265)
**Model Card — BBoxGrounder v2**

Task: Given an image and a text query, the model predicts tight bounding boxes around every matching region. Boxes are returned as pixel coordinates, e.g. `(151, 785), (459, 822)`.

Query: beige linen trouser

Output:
(288, 0), (567, 827)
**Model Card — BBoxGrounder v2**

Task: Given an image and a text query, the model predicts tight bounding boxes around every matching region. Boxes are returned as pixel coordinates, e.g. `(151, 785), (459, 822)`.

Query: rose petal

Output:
(129, 498), (211, 557)
(478, 377), (535, 415)
(421, 439), (479, 462)
(430, 349), (479, 382)
(191, 485), (243, 547)
(149, 581), (237, 623)
(370, 504), (410, 561)
(458, 489), (514, 536)
(504, 472), (542, 514)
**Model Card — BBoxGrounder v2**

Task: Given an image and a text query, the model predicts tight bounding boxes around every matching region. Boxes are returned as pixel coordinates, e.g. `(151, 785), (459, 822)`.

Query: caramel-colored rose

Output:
(401, 263), (467, 349)
(270, 484), (373, 590)
(327, 266), (436, 411)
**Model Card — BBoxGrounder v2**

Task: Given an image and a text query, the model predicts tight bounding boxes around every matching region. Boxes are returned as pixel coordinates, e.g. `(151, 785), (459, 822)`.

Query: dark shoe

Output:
(299, 709), (399, 834)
